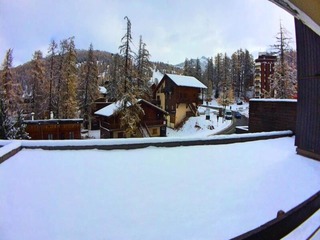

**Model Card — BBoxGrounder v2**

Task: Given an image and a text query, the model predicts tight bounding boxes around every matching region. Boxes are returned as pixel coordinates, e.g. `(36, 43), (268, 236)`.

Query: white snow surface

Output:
(250, 98), (297, 103)
(167, 107), (232, 138)
(166, 73), (207, 89)
(0, 141), (21, 156)
(0, 136), (319, 240)
(99, 86), (107, 94)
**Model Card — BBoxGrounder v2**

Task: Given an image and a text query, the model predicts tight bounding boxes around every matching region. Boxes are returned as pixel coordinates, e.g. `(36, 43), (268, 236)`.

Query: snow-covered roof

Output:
(1, 136), (319, 240)
(24, 119), (83, 124)
(166, 74), (207, 89)
(94, 99), (168, 117)
(95, 101), (122, 117)
(99, 86), (107, 94)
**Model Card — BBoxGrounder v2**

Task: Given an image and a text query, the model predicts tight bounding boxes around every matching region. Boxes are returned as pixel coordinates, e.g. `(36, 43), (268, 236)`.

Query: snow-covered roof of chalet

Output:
(166, 74), (207, 89)
(95, 101), (122, 117)
(94, 99), (168, 117)
(99, 86), (107, 94)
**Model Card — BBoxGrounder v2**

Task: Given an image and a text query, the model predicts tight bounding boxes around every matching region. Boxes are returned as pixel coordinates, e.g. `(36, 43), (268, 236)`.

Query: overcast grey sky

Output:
(0, 0), (295, 66)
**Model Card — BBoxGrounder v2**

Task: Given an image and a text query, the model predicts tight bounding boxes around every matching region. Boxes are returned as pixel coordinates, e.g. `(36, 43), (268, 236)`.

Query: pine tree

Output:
(78, 43), (100, 129)
(135, 35), (152, 100)
(119, 16), (135, 94)
(214, 53), (224, 98)
(116, 94), (144, 137)
(269, 23), (297, 99)
(243, 50), (254, 98)
(47, 40), (58, 114)
(269, 59), (297, 99)
(204, 57), (214, 101)
(54, 39), (69, 118)
(0, 49), (24, 139)
(231, 49), (243, 99)
(195, 58), (202, 82)
(30, 50), (47, 119)
(107, 53), (121, 101)
(0, 49), (23, 116)
(230, 49), (254, 100)
(183, 58), (193, 76)
(13, 110), (29, 139)
(60, 37), (78, 119)
(221, 53), (232, 94)
(0, 97), (13, 139)
(117, 17), (144, 136)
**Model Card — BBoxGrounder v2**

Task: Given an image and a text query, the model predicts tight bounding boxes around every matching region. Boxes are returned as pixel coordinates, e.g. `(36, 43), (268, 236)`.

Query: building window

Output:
(48, 134), (53, 140)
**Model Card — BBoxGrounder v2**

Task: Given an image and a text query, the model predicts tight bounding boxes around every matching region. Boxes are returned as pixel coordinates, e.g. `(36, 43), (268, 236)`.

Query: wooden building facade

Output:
(24, 119), (83, 140)
(154, 74), (207, 128)
(295, 19), (320, 160)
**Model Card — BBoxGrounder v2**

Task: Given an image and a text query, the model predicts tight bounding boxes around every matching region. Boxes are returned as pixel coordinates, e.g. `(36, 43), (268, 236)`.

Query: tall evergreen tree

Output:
(13, 109), (29, 139)
(195, 58), (202, 82)
(0, 49), (23, 116)
(119, 16), (134, 94)
(204, 57), (214, 101)
(0, 98), (12, 139)
(183, 58), (193, 76)
(54, 39), (69, 118)
(30, 50), (47, 119)
(230, 49), (254, 100)
(243, 50), (254, 97)
(47, 40), (58, 114)
(269, 23), (297, 99)
(135, 35), (152, 99)
(221, 53), (232, 92)
(0, 49), (25, 139)
(214, 53), (223, 98)
(78, 43), (100, 129)
(231, 49), (243, 99)
(107, 53), (121, 101)
(117, 16), (144, 137)
(60, 37), (78, 119)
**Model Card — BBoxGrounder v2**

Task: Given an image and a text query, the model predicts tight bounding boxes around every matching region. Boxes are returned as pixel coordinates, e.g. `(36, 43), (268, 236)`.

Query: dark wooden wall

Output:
(25, 120), (82, 140)
(249, 100), (297, 133)
(295, 19), (320, 160)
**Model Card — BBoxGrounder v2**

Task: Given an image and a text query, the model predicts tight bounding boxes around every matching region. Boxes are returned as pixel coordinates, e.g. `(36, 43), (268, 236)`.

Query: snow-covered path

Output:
(0, 137), (319, 240)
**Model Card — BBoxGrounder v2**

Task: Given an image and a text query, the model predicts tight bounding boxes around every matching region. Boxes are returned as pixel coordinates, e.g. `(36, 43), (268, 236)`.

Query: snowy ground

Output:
(0, 136), (319, 240)
(166, 112), (231, 137)
(166, 102), (249, 138)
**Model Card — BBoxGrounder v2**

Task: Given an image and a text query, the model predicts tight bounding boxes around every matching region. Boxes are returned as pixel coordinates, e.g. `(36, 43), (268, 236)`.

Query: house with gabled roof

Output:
(153, 74), (207, 128)
(94, 99), (168, 138)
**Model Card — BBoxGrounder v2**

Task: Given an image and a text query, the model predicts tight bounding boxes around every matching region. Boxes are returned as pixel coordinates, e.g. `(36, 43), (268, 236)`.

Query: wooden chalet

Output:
(95, 99), (168, 138)
(24, 119), (83, 140)
(153, 74), (207, 128)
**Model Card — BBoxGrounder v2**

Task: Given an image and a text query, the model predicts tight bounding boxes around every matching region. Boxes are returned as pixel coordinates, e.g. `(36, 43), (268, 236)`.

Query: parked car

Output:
(225, 109), (233, 120)
(235, 111), (242, 119)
